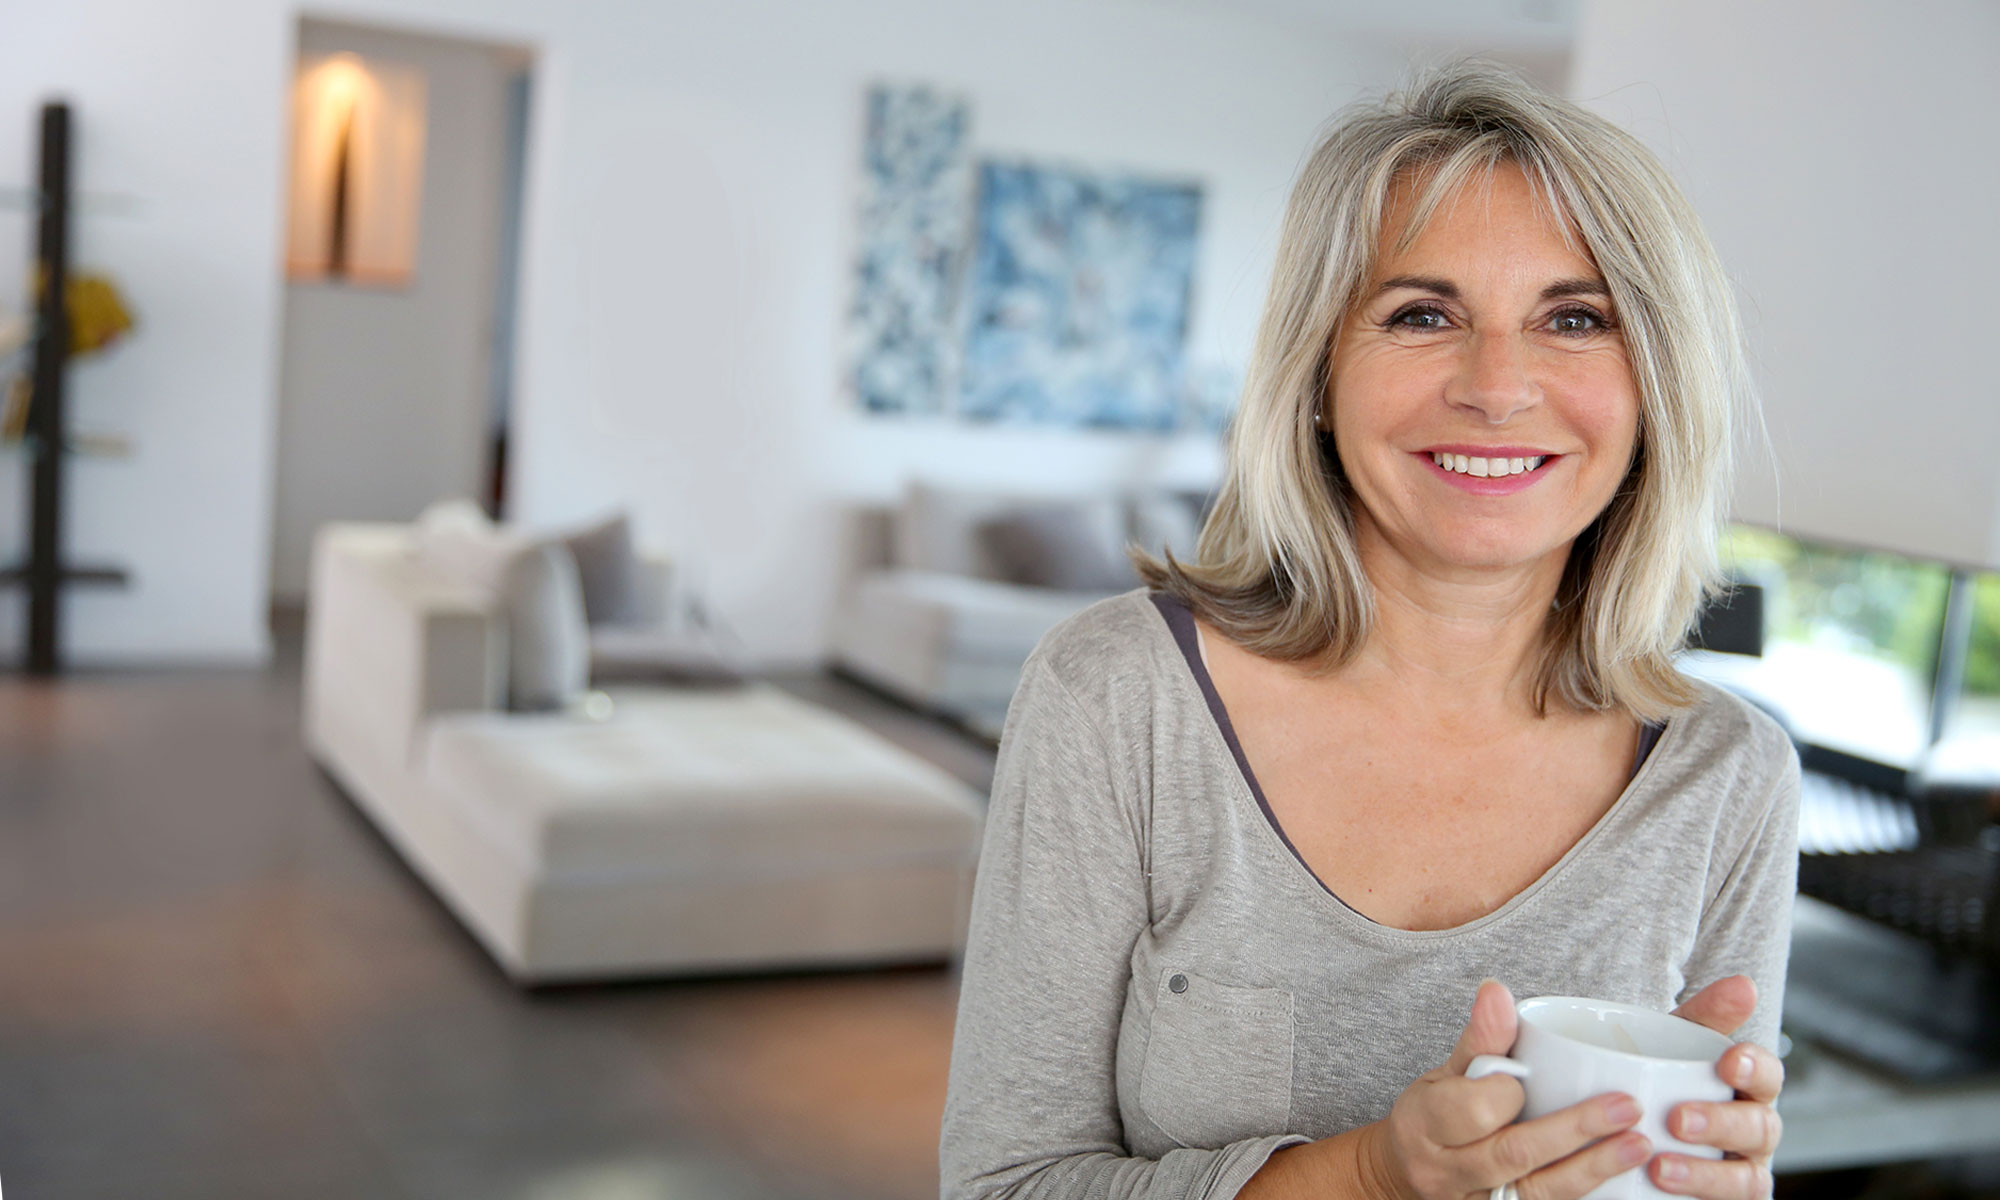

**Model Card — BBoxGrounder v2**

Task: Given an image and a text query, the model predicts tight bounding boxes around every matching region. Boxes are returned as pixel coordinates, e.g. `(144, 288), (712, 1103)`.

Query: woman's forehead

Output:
(1369, 159), (1598, 282)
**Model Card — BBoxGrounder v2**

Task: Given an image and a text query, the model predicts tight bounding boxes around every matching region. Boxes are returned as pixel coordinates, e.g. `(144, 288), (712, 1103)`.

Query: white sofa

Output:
(303, 521), (985, 983)
(829, 483), (1208, 738)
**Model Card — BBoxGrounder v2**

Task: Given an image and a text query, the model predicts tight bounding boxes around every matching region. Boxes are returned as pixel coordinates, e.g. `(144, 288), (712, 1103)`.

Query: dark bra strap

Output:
(1148, 590), (1664, 778)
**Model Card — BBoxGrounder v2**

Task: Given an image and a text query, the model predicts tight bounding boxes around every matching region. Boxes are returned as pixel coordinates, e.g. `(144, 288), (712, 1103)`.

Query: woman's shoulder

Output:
(1657, 675), (1803, 815)
(1673, 678), (1798, 764)
(1025, 586), (1171, 670)
(1019, 588), (1184, 711)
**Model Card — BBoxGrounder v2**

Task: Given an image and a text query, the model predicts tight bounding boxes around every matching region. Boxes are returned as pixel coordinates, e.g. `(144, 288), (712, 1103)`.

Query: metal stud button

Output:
(1168, 972), (1188, 994)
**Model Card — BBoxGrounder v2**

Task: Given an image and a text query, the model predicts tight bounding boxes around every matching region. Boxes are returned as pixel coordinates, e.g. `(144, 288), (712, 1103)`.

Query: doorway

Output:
(268, 16), (533, 615)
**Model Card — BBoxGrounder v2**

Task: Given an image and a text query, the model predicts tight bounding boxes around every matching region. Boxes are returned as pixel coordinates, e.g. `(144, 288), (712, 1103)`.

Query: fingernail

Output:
(1606, 1095), (1642, 1125)
(1657, 1157), (1689, 1184)
(1734, 1053), (1755, 1087)
(1678, 1107), (1707, 1136)
(1619, 1135), (1650, 1166)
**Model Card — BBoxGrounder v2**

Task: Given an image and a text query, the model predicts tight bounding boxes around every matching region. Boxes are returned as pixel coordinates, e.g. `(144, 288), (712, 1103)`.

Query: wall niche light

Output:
(285, 51), (427, 286)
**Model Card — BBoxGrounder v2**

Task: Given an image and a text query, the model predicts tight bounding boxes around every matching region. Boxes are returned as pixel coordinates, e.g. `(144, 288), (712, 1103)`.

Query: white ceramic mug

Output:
(1467, 995), (1738, 1200)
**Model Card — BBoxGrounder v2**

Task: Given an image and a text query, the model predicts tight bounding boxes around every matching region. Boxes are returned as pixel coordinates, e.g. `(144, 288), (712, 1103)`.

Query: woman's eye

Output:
(1548, 306), (1611, 335)
(1388, 304), (1452, 330)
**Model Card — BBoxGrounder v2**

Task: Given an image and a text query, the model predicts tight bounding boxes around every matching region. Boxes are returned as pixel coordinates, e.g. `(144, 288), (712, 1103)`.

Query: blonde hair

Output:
(1134, 61), (1752, 721)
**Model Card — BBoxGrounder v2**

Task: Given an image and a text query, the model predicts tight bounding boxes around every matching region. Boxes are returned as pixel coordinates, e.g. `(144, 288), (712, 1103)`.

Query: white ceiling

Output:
(1159, 0), (1579, 94)
(1181, 0), (1579, 50)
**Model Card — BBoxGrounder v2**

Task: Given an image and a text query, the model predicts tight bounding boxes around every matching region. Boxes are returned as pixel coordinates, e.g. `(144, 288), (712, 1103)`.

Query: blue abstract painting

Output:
(957, 161), (1203, 430)
(846, 85), (974, 416)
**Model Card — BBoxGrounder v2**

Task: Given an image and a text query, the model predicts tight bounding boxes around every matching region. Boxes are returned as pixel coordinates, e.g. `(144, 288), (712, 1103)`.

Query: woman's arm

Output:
(1646, 708), (1802, 1198)
(939, 652), (1314, 1200)
(1676, 713), (1803, 1050)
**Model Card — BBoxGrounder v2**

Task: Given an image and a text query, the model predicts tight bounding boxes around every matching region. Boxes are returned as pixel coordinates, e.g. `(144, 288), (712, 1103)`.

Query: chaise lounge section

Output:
(303, 520), (985, 983)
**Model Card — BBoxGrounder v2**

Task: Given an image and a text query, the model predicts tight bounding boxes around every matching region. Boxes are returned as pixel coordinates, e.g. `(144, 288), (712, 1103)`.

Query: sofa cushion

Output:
(894, 482), (1032, 581)
(978, 498), (1135, 592)
(877, 570), (1126, 658)
(419, 683), (983, 879)
(831, 569), (1126, 717)
(413, 501), (590, 712)
(588, 625), (745, 686)
(1129, 491), (1205, 561)
(555, 510), (636, 626)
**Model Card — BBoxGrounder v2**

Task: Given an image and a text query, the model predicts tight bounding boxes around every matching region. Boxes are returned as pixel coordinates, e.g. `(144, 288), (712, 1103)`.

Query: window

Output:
(1940, 571), (2000, 759)
(1713, 525), (1951, 769)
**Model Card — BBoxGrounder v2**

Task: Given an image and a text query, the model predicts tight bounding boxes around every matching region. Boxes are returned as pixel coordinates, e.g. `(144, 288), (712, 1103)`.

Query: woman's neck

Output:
(1342, 518), (1571, 725)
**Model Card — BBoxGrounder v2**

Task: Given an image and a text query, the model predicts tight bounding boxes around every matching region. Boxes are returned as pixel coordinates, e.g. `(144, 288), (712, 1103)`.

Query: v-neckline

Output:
(1146, 589), (1674, 939)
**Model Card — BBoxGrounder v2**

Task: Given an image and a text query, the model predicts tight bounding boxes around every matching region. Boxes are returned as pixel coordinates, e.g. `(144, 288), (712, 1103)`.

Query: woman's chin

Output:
(1400, 535), (1573, 579)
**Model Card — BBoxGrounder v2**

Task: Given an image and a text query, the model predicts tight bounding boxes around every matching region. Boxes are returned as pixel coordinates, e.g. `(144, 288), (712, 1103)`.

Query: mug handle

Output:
(1467, 1055), (1532, 1082)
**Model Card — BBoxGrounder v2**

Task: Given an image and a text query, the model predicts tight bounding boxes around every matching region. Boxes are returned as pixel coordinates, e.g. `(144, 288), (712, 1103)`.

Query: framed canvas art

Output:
(957, 161), (1202, 430)
(846, 84), (974, 416)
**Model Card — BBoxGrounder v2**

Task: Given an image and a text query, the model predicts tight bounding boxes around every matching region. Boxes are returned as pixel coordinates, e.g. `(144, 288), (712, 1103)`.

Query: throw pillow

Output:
(415, 497), (493, 535)
(553, 510), (636, 626)
(413, 505), (590, 712)
(978, 499), (1136, 593)
(894, 482), (1023, 581)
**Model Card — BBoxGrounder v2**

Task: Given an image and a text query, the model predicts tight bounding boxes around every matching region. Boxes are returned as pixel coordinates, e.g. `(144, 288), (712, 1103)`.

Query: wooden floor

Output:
(0, 617), (995, 1200)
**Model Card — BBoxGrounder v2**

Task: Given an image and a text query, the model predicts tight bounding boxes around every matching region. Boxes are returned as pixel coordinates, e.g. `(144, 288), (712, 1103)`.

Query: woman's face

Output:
(1326, 162), (1640, 581)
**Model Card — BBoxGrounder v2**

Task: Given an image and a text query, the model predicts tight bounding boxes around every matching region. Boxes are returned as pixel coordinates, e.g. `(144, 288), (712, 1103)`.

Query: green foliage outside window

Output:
(1966, 575), (2000, 697)
(1719, 524), (1953, 685)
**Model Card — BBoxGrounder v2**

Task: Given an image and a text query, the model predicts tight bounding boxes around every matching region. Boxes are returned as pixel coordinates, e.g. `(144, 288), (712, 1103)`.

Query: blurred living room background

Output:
(2, 1), (1997, 1197)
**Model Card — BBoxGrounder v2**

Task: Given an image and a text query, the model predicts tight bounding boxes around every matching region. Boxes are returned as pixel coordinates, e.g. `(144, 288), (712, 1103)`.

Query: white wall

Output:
(1570, 0), (2000, 570)
(0, 0), (290, 667)
(0, 0), (1538, 669)
(270, 21), (517, 602)
(502, 0), (1424, 667)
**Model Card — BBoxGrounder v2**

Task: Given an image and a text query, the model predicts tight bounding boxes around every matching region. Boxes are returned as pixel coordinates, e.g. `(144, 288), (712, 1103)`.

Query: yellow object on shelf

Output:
(1, 272), (138, 446)
(1, 376), (27, 442)
(53, 270), (136, 356)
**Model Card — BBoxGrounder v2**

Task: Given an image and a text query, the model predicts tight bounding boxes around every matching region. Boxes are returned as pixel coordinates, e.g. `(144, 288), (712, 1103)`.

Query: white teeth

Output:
(1430, 453), (1549, 476)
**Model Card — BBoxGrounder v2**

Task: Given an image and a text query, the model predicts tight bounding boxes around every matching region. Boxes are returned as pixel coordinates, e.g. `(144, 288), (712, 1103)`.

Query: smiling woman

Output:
(942, 61), (1797, 1200)
(1326, 163), (1641, 602)
(1144, 70), (1748, 724)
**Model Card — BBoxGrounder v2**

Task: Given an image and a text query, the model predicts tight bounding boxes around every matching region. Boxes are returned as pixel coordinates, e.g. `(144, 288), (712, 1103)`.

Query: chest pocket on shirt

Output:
(1138, 967), (1295, 1148)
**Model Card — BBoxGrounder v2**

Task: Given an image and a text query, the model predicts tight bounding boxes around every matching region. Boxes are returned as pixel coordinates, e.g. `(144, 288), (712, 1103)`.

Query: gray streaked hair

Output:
(1134, 59), (1753, 721)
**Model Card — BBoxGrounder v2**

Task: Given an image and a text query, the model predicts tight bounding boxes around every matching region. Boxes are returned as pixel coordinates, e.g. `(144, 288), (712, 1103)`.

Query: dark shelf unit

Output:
(1, 101), (131, 675)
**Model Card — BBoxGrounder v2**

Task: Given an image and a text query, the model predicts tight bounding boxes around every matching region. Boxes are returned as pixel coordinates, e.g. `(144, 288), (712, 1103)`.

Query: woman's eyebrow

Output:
(1540, 277), (1611, 300)
(1369, 275), (1612, 301)
(1374, 274), (1458, 299)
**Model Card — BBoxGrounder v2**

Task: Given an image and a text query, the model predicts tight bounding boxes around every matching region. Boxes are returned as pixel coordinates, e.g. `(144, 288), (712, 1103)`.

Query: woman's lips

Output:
(1414, 450), (1560, 495)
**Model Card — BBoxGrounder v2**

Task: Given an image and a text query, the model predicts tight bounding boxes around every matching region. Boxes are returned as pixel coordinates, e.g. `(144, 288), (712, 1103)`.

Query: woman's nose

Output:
(1446, 331), (1541, 423)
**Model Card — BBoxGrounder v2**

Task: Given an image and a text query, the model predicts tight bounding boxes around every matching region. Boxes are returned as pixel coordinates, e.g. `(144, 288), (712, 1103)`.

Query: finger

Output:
(1514, 1132), (1651, 1200)
(1672, 975), (1757, 1037)
(1420, 1072), (1526, 1147)
(1670, 1099), (1783, 1159)
(1711, 1042), (1785, 1104)
(1444, 979), (1519, 1075)
(1478, 1092), (1645, 1185)
(1649, 1152), (1774, 1198)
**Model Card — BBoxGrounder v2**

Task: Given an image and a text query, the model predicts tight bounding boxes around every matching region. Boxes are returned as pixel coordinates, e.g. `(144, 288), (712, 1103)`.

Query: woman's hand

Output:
(1364, 980), (1652, 1200)
(1650, 976), (1783, 1198)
